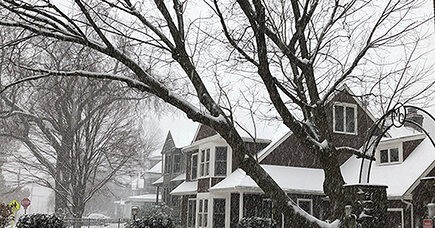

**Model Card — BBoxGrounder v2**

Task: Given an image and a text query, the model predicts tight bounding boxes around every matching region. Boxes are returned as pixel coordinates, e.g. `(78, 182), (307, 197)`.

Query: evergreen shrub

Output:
(237, 217), (277, 228)
(127, 204), (174, 228)
(16, 214), (65, 228)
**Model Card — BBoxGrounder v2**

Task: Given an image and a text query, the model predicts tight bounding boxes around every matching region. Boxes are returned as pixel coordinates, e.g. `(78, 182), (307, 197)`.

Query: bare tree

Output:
(0, 39), (157, 221)
(0, 0), (433, 226)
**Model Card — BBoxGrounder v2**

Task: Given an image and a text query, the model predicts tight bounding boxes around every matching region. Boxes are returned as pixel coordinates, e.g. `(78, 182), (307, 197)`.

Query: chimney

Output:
(404, 107), (424, 131)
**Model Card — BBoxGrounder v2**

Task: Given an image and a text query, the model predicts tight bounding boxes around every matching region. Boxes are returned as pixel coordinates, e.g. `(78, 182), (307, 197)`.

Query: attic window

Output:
(377, 144), (402, 165)
(333, 103), (357, 134)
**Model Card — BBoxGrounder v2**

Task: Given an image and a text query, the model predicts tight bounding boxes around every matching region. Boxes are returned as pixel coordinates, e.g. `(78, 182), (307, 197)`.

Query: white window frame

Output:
(333, 102), (357, 135)
(191, 153), (198, 180)
(376, 143), (403, 165)
(198, 199), (209, 228)
(297, 198), (313, 215)
(199, 148), (210, 177)
(387, 208), (404, 228)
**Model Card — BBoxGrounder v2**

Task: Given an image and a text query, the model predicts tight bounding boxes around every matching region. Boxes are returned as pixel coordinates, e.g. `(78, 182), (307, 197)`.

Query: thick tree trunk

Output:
(319, 149), (346, 221)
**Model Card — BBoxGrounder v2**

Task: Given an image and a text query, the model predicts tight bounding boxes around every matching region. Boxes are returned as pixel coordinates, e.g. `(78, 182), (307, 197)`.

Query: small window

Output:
(334, 103), (357, 134)
(164, 155), (172, 174)
(198, 199), (208, 228)
(188, 199), (197, 228)
(191, 154), (198, 180)
(213, 199), (225, 228)
(297, 199), (313, 215)
(378, 147), (401, 164)
(215, 147), (227, 176)
(173, 154), (181, 173)
(200, 149), (210, 177)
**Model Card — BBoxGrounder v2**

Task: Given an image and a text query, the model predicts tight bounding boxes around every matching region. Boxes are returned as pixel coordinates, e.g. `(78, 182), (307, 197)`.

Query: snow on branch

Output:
(336, 146), (375, 160)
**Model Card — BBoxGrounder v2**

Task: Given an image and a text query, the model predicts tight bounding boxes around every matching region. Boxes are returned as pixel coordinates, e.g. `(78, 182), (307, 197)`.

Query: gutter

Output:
(401, 198), (414, 228)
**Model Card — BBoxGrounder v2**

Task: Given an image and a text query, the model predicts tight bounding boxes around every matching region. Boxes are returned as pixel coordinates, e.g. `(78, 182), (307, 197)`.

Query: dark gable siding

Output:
(193, 125), (217, 142)
(197, 178), (210, 193)
(162, 132), (176, 155)
(403, 139), (424, 161)
(261, 90), (376, 168)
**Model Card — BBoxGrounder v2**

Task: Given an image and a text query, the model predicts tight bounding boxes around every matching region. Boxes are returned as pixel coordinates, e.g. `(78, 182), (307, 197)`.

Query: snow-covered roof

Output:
(146, 161), (162, 174)
(210, 165), (325, 195)
(124, 194), (160, 203)
(171, 173), (186, 182)
(152, 176), (164, 185)
(341, 130), (434, 198)
(148, 149), (162, 160)
(257, 124), (292, 161)
(170, 181), (198, 195)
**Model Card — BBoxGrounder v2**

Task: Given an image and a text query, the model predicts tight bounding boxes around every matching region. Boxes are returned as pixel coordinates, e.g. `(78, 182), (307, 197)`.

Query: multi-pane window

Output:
(164, 155), (172, 174)
(213, 199), (225, 228)
(379, 147), (400, 164)
(191, 154), (198, 180)
(198, 199), (208, 228)
(200, 149), (210, 177)
(188, 199), (196, 228)
(297, 199), (313, 215)
(173, 154), (181, 173)
(215, 147), (227, 176)
(334, 103), (357, 134)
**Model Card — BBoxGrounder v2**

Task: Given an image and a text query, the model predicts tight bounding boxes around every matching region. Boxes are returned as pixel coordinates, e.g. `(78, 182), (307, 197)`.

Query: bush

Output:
(16, 214), (65, 228)
(237, 217), (277, 228)
(127, 204), (174, 228)
(0, 203), (13, 228)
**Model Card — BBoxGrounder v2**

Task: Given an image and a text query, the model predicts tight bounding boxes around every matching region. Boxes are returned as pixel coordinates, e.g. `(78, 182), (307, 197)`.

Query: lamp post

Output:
(131, 207), (138, 221)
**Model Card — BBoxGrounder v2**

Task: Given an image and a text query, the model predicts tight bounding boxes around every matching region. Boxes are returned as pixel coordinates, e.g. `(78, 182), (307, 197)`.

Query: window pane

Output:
(204, 213), (208, 226)
(262, 200), (272, 219)
(205, 163), (209, 176)
(191, 154), (198, 180)
(346, 106), (355, 133)
(380, 149), (389, 163)
(199, 199), (203, 212)
(199, 214), (202, 226)
(188, 200), (196, 227)
(213, 199), (225, 228)
(173, 154), (181, 173)
(200, 164), (204, 177)
(335, 105), (344, 132)
(206, 149), (210, 161)
(215, 162), (226, 176)
(201, 150), (205, 162)
(204, 200), (208, 212)
(165, 155), (172, 173)
(215, 147), (227, 176)
(390, 148), (399, 162)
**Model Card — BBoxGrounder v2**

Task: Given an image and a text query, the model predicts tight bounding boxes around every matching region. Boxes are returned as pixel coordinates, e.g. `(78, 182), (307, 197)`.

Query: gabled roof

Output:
(341, 127), (433, 199)
(257, 84), (380, 162)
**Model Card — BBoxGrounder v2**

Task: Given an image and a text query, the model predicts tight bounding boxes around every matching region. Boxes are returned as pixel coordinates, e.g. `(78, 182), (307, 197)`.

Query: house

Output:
(152, 130), (197, 223)
(170, 86), (435, 227)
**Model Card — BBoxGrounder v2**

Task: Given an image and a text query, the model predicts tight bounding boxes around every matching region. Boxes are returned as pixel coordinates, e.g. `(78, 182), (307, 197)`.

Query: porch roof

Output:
(209, 165), (325, 195)
(152, 175), (164, 186)
(171, 180), (198, 195)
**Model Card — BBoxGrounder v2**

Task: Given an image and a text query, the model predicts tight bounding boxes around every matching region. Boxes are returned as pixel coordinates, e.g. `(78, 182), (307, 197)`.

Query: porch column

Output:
(239, 192), (244, 221)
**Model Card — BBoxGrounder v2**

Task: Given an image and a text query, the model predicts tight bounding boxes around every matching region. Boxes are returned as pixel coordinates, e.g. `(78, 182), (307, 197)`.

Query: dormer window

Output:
(377, 144), (402, 165)
(333, 103), (357, 134)
(173, 154), (181, 173)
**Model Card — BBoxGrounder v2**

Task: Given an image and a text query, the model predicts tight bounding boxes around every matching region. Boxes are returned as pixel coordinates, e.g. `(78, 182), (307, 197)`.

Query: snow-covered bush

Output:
(127, 204), (174, 228)
(16, 214), (65, 228)
(237, 217), (277, 228)
(0, 203), (13, 228)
